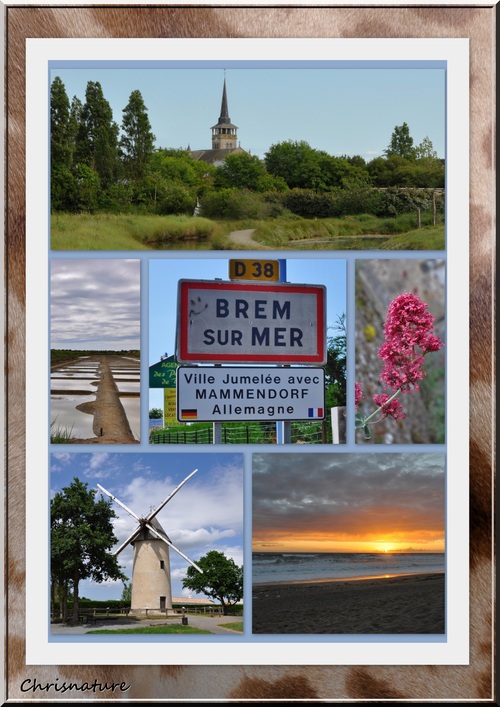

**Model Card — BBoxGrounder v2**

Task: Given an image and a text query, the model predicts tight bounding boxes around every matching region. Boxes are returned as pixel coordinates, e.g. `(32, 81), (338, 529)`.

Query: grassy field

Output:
(51, 212), (444, 251)
(87, 625), (212, 634)
(51, 212), (217, 250)
(218, 621), (244, 632)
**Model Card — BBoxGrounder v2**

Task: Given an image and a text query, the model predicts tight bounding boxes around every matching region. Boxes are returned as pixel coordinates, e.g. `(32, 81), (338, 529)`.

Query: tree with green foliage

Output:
(149, 407), (163, 419)
(214, 152), (287, 192)
(50, 76), (73, 172)
(50, 77), (76, 210)
(414, 135), (438, 160)
(325, 313), (347, 410)
(119, 89), (156, 180)
(264, 140), (324, 190)
(121, 581), (132, 602)
(51, 477), (126, 625)
(75, 81), (120, 189)
(182, 550), (243, 615)
(384, 122), (416, 160)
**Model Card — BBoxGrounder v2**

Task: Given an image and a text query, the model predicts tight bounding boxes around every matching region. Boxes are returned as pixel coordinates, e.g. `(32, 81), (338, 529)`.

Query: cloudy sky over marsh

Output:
(50, 259), (140, 350)
(51, 451), (244, 601)
(252, 452), (445, 554)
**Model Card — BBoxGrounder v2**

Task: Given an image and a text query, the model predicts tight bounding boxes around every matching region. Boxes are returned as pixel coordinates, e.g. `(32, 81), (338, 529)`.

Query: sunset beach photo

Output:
(252, 452), (445, 634)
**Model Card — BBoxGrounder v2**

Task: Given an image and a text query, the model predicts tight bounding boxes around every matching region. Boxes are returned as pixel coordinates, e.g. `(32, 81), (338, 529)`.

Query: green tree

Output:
(121, 581), (132, 602)
(51, 477), (126, 625)
(50, 77), (73, 172)
(75, 81), (120, 188)
(215, 152), (287, 192)
(182, 550), (243, 615)
(325, 313), (347, 410)
(414, 135), (438, 160)
(51, 77), (78, 211)
(384, 122), (416, 160)
(265, 140), (323, 190)
(149, 407), (163, 419)
(120, 89), (156, 180)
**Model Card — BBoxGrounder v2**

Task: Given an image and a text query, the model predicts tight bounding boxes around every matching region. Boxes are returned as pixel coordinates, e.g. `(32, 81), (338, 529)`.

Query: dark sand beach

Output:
(252, 572), (445, 634)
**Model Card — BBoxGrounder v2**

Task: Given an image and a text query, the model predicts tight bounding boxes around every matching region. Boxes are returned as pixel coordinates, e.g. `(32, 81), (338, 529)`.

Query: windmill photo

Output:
(97, 468), (203, 615)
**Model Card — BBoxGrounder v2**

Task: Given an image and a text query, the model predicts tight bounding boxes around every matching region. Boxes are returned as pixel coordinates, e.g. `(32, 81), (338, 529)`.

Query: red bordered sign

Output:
(176, 279), (326, 364)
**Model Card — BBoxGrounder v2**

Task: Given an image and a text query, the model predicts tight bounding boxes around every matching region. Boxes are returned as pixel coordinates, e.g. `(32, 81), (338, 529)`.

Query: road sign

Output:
(229, 259), (279, 281)
(149, 356), (177, 388)
(177, 366), (325, 422)
(176, 279), (326, 364)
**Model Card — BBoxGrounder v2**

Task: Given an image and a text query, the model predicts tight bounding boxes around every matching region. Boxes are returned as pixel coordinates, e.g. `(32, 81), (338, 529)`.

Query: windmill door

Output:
(160, 596), (166, 611)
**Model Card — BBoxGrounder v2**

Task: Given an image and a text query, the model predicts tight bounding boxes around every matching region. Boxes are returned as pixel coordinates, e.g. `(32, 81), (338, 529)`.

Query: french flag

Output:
(308, 408), (323, 418)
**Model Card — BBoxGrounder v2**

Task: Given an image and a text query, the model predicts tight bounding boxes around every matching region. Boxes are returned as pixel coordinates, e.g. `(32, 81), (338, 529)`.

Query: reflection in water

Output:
(51, 355), (140, 442)
(120, 397), (140, 440)
(50, 378), (99, 392)
(115, 381), (140, 393)
(51, 395), (96, 438)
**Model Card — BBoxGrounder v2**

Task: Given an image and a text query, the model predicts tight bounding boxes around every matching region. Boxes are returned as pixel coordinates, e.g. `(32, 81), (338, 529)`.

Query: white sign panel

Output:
(176, 279), (326, 364)
(177, 367), (325, 421)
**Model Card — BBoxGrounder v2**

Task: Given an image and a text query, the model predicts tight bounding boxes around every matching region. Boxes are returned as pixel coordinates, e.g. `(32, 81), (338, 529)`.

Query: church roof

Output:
(189, 146), (246, 165)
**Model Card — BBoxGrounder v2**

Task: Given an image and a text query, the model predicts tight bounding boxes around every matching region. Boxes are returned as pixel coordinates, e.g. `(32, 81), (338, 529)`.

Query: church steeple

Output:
(218, 78), (230, 124)
(211, 76), (238, 150)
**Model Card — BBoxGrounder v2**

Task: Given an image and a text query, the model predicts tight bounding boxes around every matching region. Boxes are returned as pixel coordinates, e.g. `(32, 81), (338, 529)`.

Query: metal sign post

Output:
(276, 259), (291, 445)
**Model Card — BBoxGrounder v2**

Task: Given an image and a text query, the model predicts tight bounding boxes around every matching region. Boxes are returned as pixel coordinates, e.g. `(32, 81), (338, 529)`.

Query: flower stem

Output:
(362, 388), (401, 425)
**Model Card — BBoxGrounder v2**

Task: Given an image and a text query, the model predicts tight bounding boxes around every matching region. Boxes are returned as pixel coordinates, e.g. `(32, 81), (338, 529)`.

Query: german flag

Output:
(181, 409), (198, 419)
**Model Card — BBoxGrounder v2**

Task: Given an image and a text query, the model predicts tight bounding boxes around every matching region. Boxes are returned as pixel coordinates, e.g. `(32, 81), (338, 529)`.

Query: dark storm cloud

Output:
(252, 452), (445, 540)
(50, 259), (140, 349)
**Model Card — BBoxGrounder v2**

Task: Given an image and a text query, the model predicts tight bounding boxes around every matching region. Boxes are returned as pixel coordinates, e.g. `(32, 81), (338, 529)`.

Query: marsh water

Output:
(50, 354), (140, 441)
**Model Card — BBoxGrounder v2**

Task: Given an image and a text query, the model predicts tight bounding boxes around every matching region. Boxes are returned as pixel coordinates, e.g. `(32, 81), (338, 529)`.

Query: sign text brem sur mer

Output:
(176, 280), (326, 364)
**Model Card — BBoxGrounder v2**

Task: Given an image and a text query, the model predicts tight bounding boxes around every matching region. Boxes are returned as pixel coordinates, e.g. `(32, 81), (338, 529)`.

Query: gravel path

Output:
(226, 229), (273, 250)
(51, 615), (243, 635)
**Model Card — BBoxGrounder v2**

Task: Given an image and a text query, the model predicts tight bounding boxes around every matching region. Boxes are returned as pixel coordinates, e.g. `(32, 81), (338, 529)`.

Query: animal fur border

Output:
(3, 3), (496, 702)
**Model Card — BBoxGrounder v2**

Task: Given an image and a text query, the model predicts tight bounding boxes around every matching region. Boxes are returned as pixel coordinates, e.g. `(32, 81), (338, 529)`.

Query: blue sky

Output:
(148, 257), (346, 411)
(50, 451), (244, 601)
(50, 64), (445, 159)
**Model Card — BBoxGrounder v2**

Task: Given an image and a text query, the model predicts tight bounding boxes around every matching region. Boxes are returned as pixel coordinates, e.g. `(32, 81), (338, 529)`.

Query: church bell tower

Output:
(211, 78), (238, 150)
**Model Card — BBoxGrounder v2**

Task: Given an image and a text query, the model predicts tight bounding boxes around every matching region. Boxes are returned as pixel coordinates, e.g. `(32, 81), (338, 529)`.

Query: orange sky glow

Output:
(252, 452), (446, 555)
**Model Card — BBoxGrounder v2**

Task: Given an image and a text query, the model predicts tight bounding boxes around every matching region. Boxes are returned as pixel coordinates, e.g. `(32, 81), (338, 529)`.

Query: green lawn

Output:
(218, 621), (244, 632)
(87, 624), (212, 634)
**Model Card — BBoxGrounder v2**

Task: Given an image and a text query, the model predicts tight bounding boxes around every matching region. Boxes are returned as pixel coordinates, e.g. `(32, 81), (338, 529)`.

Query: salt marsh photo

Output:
(50, 259), (140, 443)
(50, 452), (244, 635)
(252, 452), (445, 634)
(50, 64), (445, 251)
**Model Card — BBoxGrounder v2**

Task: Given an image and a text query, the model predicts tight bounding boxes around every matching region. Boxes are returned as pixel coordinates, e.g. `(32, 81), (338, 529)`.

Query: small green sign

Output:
(149, 356), (177, 388)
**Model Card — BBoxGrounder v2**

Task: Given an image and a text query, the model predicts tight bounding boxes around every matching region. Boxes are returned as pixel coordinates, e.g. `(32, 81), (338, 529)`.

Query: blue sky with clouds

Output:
(50, 451), (244, 601)
(50, 258), (141, 350)
(51, 64), (445, 160)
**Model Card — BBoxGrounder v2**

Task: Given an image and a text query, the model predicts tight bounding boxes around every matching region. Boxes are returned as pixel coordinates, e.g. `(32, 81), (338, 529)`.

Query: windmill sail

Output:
(96, 469), (203, 572)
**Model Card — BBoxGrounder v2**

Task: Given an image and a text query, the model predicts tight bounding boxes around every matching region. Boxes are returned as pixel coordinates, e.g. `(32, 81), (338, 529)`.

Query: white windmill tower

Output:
(97, 469), (203, 615)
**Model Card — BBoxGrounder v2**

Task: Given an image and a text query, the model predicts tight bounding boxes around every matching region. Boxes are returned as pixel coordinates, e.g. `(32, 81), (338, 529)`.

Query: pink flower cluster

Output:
(378, 292), (444, 394)
(372, 393), (406, 420)
(355, 382), (364, 409)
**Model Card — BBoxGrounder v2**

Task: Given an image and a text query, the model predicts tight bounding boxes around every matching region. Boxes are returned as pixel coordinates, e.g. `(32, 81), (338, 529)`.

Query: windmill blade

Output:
(146, 468), (199, 522)
(97, 483), (141, 523)
(113, 526), (142, 556)
(145, 522), (203, 573)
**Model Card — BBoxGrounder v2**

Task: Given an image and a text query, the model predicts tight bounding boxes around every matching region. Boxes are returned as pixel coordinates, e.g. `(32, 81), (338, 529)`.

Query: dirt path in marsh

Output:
(226, 229), (273, 250)
(72, 355), (138, 444)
